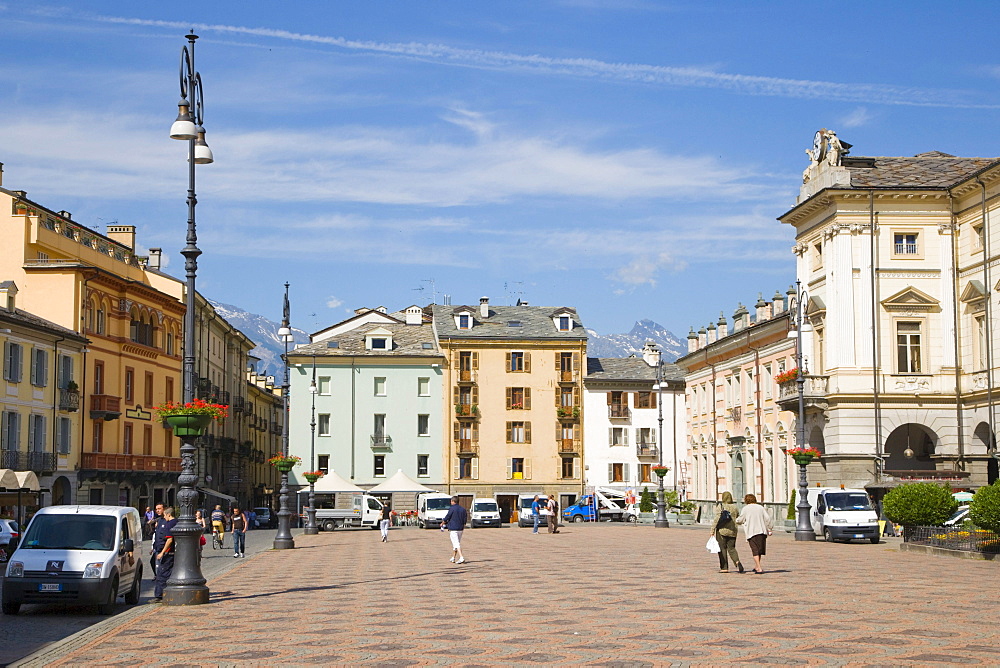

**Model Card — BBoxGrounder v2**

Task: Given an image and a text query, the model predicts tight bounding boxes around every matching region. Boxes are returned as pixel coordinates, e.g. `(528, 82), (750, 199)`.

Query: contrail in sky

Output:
(92, 14), (992, 109)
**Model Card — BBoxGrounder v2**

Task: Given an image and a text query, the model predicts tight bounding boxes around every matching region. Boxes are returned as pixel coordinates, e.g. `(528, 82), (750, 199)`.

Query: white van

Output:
(470, 498), (502, 528)
(417, 492), (453, 529)
(2, 505), (144, 615)
(517, 494), (549, 528)
(807, 488), (880, 543)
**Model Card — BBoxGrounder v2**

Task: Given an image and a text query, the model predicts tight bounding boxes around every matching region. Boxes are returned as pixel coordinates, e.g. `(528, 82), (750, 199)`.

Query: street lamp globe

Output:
(170, 101), (197, 140)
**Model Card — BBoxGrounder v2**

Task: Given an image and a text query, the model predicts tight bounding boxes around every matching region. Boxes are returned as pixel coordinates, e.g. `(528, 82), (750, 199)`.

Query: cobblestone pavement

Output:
(12, 523), (1000, 667)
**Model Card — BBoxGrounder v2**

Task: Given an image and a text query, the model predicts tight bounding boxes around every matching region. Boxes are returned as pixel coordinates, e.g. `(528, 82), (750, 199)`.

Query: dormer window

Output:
(364, 327), (393, 350)
(552, 311), (574, 332)
(371, 338), (387, 349)
(454, 310), (474, 330)
(459, 315), (470, 329)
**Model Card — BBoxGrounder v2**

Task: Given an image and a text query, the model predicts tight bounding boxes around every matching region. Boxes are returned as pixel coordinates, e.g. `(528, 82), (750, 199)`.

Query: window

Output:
(813, 241), (823, 269)
(973, 224), (985, 250)
(506, 421), (530, 444)
(374, 414), (386, 439)
(459, 458), (473, 479)
(764, 364), (773, 399)
(975, 315), (987, 369)
(417, 377), (430, 396)
(165, 377), (174, 405)
(370, 337), (387, 350)
(417, 414), (429, 437)
(318, 376), (331, 395)
(143, 425), (153, 456)
(609, 462), (627, 483)
(374, 377), (386, 396)
(92, 420), (103, 453)
(896, 321), (922, 373)
(636, 427), (655, 446)
(417, 454), (429, 477)
(318, 414), (331, 436)
(30, 348), (48, 387)
(894, 232), (919, 256)
(125, 368), (134, 403)
(507, 387), (529, 409)
(58, 417), (72, 454)
(123, 423), (133, 455)
(317, 455), (329, 474)
(130, 312), (154, 346)
(558, 316), (571, 331)
(610, 427), (628, 446)
(562, 457), (575, 479)
(560, 388), (574, 407)
(145, 372), (154, 407)
(511, 457), (526, 479)
(166, 331), (174, 356)
(458, 314), (470, 329)
(93, 360), (104, 394)
(373, 455), (385, 477)
(3, 342), (23, 383)
(635, 391), (654, 409)
(96, 305), (105, 335)
(58, 354), (73, 389)
(1, 411), (20, 450)
(508, 351), (526, 372)
(640, 464), (652, 483)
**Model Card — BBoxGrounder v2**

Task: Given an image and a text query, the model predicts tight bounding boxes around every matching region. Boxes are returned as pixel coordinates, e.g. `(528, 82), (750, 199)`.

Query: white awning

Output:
(0, 470), (40, 492)
(307, 470), (363, 493)
(197, 487), (237, 503)
(367, 469), (438, 493)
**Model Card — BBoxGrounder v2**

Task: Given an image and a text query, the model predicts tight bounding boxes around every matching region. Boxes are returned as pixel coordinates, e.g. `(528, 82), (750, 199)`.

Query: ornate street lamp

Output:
(273, 283), (296, 549)
(165, 31), (214, 607)
(792, 279), (817, 541)
(653, 354), (669, 529)
(303, 355), (319, 535)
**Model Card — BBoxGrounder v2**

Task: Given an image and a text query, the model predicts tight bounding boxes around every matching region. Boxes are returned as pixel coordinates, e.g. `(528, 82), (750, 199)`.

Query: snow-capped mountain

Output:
(586, 319), (685, 362)
(209, 300), (309, 377)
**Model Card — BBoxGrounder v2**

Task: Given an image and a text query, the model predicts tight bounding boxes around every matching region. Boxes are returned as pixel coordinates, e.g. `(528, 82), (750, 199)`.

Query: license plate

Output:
(854, 534), (864, 538)
(39, 583), (62, 592)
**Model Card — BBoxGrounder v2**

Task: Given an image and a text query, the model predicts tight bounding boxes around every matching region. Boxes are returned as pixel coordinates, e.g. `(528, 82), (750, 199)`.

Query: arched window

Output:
(96, 301), (106, 335)
(130, 309), (154, 346)
(86, 299), (96, 332)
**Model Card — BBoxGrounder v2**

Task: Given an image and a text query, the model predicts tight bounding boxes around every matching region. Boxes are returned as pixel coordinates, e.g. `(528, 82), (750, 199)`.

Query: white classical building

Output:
(779, 131), (1000, 492)
(583, 342), (686, 495)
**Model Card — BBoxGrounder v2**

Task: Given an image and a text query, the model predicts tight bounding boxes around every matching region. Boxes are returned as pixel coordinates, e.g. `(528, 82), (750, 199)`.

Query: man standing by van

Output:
(151, 506), (177, 603)
(441, 497), (468, 564)
(531, 495), (541, 534)
(148, 503), (164, 581)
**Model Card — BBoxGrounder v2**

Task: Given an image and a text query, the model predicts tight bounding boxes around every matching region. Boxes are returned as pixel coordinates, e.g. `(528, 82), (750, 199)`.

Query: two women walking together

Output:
(711, 492), (773, 574)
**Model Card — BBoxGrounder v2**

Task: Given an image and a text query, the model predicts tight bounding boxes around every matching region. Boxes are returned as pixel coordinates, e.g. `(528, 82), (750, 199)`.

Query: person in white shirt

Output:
(736, 494), (773, 574)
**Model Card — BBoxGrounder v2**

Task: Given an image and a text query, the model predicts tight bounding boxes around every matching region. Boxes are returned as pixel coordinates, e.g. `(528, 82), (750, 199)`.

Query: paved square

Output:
(20, 524), (999, 666)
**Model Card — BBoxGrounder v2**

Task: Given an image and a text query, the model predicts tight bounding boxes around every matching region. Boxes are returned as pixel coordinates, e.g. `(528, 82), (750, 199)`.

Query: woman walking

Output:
(230, 506), (248, 558)
(711, 491), (743, 573)
(379, 503), (391, 542)
(736, 494), (773, 574)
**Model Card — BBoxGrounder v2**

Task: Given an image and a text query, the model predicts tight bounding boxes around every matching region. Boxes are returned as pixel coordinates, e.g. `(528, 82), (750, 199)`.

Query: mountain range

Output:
(210, 302), (685, 369)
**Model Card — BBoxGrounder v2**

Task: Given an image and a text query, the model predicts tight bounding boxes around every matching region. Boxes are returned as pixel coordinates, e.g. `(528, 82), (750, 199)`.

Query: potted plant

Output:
(269, 453), (302, 473)
(153, 399), (227, 437)
(65, 380), (79, 392)
(787, 446), (822, 466)
(652, 465), (670, 478)
(775, 368), (800, 384)
(302, 470), (324, 484)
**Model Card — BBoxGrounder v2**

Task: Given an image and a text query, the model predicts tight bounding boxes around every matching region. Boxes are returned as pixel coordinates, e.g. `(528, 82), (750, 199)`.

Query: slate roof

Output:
(0, 308), (89, 342)
(844, 152), (1000, 189)
(585, 357), (684, 382)
(432, 304), (587, 340)
(288, 321), (442, 358)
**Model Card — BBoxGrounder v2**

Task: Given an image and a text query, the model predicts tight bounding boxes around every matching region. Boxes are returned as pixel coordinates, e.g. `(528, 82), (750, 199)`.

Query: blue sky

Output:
(2, 2), (999, 337)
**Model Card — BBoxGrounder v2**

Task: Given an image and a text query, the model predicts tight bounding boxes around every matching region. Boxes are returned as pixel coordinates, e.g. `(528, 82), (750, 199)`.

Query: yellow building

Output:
(432, 298), (588, 521)
(0, 177), (184, 508)
(1, 281), (88, 512)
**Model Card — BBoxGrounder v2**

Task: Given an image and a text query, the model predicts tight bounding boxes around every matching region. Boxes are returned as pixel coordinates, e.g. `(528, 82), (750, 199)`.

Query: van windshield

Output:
(824, 493), (873, 512)
(21, 515), (117, 551)
(426, 498), (451, 511)
(474, 502), (498, 512)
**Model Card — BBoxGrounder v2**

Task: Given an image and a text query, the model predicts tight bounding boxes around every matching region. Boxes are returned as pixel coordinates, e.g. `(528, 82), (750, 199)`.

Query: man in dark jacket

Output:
(441, 497), (468, 564)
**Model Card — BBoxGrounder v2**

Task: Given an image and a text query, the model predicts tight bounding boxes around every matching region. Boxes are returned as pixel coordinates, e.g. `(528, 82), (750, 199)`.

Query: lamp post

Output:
(304, 355), (318, 535)
(653, 355), (669, 528)
(793, 279), (817, 541)
(273, 283), (295, 549)
(164, 31), (213, 607)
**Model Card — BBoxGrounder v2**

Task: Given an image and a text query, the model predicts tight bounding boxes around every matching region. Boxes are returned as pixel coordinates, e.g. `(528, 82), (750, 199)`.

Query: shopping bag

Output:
(706, 535), (721, 553)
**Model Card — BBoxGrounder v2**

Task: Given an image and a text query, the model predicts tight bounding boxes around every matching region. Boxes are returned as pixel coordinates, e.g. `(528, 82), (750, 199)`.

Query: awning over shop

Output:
(0, 470), (40, 492)
(197, 486), (237, 503)
(368, 469), (438, 494)
(308, 470), (363, 493)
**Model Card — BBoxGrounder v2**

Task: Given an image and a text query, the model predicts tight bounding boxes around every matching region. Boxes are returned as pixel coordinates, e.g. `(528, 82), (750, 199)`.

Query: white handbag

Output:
(706, 535), (721, 553)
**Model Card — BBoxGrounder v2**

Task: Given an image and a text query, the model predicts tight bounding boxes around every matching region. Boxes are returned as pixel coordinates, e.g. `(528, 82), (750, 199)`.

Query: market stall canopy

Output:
(198, 487), (237, 503)
(311, 470), (363, 493)
(0, 470), (39, 491)
(367, 469), (437, 493)
(953, 491), (974, 502)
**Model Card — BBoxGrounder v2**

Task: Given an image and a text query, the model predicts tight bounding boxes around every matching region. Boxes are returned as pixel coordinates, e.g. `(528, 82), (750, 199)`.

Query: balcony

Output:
(559, 370), (577, 383)
(559, 439), (581, 455)
(232, 396), (245, 413)
(456, 439), (479, 457)
(27, 451), (56, 473)
(59, 388), (80, 412)
(219, 390), (231, 406)
(81, 452), (181, 473)
(371, 434), (393, 451)
(458, 369), (477, 383)
(608, 404), (631, 420)
(455, 403), (479, 419)
(0, 449), (23, 469)
(636, 443), (659, 458)
(89, 394), (122, 421)
(776, 375), (830, 412)
(556, 406), (580, 421)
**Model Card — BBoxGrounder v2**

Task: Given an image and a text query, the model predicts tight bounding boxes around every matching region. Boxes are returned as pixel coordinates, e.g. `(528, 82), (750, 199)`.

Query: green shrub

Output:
(882, 482), (957, 526)
(639, 487), (655, 513)
(680, 501), (697, 513)
(970, 480), (1000, 533)
(664, 489), (679, 509)
(786, 489), (796, 520)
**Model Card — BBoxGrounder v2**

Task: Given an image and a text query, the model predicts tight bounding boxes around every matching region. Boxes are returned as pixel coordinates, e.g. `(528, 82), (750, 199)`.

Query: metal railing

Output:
(636, 443), (659, 458)
(81, 452), (181, 472)
(59, 388), (80, 412)
(608, 404), (631, 419)
(371, 434), (393, 450)
(902, 525), (1000, 553)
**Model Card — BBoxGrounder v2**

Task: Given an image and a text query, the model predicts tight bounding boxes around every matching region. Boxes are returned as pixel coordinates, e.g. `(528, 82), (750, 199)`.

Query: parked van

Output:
(417, 492), (453, 529)
(807, 488), (880, 543)
(517, 494), (549, 528)
(470, 498), (502, 528)
(2, 505), (144, 615)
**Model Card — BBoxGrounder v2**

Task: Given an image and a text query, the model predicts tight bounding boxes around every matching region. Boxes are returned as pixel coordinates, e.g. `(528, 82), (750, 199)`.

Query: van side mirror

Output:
(122, 538), (135, 554)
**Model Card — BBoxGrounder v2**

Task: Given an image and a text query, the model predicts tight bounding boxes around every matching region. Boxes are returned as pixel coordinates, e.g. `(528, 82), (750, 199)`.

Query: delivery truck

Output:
(807, 487), (880, 543)
(315, 493), (385, 531)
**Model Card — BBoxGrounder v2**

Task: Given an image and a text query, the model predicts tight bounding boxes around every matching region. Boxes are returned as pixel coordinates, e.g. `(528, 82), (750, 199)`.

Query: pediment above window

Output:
(960, 280), (986, 304)
(881, 286), (940, 312)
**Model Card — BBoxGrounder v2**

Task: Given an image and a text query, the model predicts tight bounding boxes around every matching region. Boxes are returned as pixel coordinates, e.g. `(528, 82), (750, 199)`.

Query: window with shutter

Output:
(525, 422), (531, 444)
(524, 458), (531, 479)
(524, 352), (531, 373)
(27, 413), (35, 451)
(470, 458), (479, 480)
(59, 354), (73, 389)
(524, 388), (531, 409)
(506, 458), (513, 480)
(59, 417), (72, 454)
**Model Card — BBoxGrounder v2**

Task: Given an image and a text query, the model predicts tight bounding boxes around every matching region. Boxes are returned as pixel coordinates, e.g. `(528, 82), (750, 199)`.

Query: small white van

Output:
(517, 494), (549, 528)
(470, 498), (501, 528)
(417, 492), (453, 529)
(807, 488), (880, 543)
(2, 505), (144, 615)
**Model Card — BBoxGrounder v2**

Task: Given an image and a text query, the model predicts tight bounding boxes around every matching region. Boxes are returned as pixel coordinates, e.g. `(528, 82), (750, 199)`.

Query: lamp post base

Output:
(163, 585), (210, 606)
(794, 528), (817, 541)
(654, 518), (670, 528)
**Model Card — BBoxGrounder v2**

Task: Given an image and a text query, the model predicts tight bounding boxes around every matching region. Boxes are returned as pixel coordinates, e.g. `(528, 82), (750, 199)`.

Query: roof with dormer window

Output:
(432, 304), (587, 340)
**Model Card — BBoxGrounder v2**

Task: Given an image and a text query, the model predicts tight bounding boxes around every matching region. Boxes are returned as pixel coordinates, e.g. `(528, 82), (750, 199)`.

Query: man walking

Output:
(547, 495), (560, 534)
(151, 506), (177, 603)
(441, 496), (468, 564)
(148, 503), (164, 580)
(231, 506), (248, 558)
(531, 495), (541, 534)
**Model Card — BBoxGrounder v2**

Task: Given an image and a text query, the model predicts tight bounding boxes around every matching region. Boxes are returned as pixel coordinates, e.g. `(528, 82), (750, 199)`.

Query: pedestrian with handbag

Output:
(711, 491), (744, 574)
(736, 493), (773, 574)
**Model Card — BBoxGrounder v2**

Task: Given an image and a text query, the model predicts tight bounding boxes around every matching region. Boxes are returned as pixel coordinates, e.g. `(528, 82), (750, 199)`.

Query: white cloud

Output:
(326, 296), (343, 309)
(840, 107), (873, 128)
(611, 253), (683, 287)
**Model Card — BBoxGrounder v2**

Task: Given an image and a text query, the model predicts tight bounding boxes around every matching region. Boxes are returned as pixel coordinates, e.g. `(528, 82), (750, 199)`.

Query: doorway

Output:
(733, 453), (746, 502)
(497, 494), (517, 524)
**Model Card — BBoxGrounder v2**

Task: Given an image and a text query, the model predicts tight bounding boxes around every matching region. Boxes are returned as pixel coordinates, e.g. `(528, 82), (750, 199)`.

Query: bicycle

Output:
(212, 526), (224, 550)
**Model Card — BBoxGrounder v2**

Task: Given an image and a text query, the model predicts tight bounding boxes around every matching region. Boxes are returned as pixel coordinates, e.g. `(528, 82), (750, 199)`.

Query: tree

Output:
(786, 489), (796, 520)
(970, 480), (1000, 533)
(639, 487), (655, 513)
(882, 483), (957, 526)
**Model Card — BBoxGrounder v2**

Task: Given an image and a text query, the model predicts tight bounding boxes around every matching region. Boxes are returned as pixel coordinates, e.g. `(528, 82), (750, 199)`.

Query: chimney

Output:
(717, 311), (728, 339)
(0, 281), (17, 312)
(147, 248), (162, 270)
(687, 327), (698, 353)
(58, 210), (72, 220)
(405, 305), (422, 325)
(732, 303), (749, 332)
(707, 321), (717, 343)
(698, 326), (707, 348)
(755, 293), (770, 323)
(480, 296), (489, 319)
(107, 224), (136, 250)
(787, 285), (798, 314)
(641, 340), (661, 367)
(772, 290), (785, 315)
